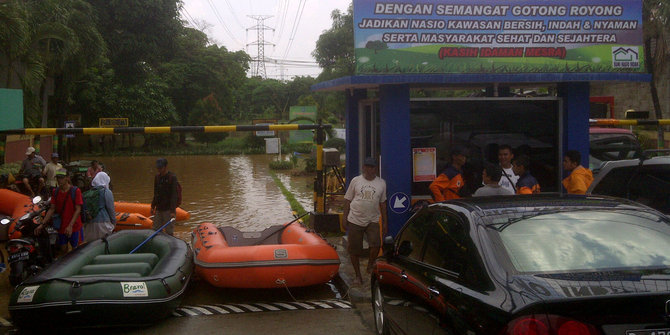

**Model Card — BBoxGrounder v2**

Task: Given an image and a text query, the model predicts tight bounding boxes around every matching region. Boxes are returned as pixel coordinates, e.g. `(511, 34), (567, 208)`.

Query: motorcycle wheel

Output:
(9, 261), (27, 286)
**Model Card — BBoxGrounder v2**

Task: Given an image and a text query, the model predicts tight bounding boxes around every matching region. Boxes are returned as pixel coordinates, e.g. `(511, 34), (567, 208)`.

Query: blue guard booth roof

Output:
(311, 73), (651, 92)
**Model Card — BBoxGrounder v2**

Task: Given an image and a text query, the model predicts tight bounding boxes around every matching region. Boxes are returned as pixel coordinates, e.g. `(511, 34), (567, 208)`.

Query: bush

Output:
(324, 138), (345, 152)
(244, 133), (266, 149)
(269, 160), (293, 170)
(304, 157), (316, 172)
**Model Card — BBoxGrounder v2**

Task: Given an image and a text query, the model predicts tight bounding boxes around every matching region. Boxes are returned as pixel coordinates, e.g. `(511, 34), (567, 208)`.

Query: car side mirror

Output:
(382, 236), (394, 256)
(398, 240), (413, 257)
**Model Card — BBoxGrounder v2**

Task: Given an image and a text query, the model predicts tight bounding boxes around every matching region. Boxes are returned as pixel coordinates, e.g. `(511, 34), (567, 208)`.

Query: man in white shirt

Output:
(497, 144), (519, 194)
(343, 157), (387, 285)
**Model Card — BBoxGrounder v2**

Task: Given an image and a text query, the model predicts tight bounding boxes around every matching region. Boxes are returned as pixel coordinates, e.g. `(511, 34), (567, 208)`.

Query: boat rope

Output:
(281, 281), (299, 302)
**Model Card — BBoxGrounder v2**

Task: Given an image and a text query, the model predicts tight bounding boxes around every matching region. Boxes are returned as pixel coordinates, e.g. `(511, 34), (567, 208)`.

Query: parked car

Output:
(587, 156), (670, 214)
(589, 127), (642, 172)
(371, 194), (670, 335)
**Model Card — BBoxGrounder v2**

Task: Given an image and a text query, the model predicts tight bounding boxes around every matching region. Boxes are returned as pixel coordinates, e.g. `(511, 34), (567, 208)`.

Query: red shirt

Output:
(51, 186), (83, 234)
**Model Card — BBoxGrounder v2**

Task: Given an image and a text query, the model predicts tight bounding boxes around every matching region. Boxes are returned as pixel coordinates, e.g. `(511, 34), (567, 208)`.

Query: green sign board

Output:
(289, 106), (317, 144)
(0, 89), (23, 131)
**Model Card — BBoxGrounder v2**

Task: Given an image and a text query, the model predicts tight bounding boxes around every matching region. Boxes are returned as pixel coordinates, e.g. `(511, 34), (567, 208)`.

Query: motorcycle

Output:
(1, 196), (57, 286)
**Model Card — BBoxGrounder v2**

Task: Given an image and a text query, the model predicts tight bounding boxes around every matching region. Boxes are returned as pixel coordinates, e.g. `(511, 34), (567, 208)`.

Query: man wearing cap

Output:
(19, 146), (47, 197)
(343, 157), (387, 285)
(37, 168), (84, 254)
(429, 147), (468, 201)
(151, 158), (178, 235)
(43, 152), (63, 193)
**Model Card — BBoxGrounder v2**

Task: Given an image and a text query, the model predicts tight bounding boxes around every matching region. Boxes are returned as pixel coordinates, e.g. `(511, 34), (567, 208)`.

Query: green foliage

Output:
(304, 157), (316, 173)
(287, 143), (313, 154)
(324, 138), (346, 152)
(269, 172), (307, 218)
(365, 40), (388, 54)
(244, 133), (266, 149)
(0, 162), (22, 176)
(269, 160), (293, 170)
(189, 94), (228, 144)
(312, 5), (355, 80)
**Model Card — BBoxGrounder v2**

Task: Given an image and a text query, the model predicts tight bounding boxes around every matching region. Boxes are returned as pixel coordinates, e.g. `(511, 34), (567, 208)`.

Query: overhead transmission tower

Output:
(246, 15), (275, 79)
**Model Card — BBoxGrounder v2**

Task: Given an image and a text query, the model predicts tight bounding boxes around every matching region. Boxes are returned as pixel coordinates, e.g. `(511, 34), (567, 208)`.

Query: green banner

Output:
(289, 106), (317, 144)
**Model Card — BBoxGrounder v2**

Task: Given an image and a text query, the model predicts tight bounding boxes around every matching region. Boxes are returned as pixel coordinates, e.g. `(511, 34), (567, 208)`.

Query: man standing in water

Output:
(343, 157), (387, 286)
(151, 158), (178, 235)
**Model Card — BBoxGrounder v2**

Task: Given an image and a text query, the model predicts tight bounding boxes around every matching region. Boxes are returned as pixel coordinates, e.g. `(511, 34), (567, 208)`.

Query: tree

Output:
(365, 40), (388, 54)
(643, 0), (670, 148)
(312, 5), (355, 81)
(188, 94), (227, 145)
(87, 0), (182, 84)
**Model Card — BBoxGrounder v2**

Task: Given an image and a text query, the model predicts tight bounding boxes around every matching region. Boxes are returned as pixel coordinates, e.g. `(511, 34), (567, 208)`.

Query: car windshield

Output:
(488, 210), (670, 273)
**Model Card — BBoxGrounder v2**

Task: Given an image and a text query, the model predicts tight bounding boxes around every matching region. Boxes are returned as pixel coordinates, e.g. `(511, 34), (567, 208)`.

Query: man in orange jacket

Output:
(562, 150), (593, 194)
(429, 147), (467, 201)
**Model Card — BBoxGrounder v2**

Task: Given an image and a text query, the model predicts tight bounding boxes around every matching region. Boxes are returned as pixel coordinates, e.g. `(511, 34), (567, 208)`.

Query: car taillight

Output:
(8, 245), (21, 253)
(506, 315), (599, 335)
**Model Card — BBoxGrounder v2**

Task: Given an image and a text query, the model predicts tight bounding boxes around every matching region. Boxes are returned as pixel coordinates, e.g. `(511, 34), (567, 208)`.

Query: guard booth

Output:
(312, 0), (650, 236)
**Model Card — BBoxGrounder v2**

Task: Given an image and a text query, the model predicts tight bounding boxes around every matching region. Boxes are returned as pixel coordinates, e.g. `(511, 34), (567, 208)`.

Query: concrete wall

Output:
(591, 68), (670, 119)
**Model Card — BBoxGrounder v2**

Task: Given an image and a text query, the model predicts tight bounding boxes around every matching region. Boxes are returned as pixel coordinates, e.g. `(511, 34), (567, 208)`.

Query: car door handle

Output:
(428, 286), (440, 297)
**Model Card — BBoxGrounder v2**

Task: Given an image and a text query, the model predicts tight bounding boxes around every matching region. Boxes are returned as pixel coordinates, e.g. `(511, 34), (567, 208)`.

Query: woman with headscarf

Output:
(84, 172), (116, 242)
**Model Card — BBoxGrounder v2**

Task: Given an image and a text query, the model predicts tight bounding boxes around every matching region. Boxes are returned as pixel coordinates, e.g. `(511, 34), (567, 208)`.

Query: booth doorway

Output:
(359, 100), (380, 167)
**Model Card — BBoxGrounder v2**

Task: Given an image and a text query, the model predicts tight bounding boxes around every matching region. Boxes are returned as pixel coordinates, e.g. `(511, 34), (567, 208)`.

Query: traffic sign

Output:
(64, 121), (75, 138)
(389, 192), (410, 214)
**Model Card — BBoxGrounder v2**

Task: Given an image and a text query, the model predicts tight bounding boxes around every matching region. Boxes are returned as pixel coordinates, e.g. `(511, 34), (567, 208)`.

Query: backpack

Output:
(53, 186), (87, 224)
(82, 186), (104, 222)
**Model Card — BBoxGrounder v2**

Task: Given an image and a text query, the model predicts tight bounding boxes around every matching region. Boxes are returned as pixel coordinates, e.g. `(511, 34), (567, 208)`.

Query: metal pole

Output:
(315, 123), (325, 214)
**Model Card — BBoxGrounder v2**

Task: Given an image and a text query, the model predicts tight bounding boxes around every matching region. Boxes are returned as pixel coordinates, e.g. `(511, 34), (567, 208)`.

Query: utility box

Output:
(323, 148), (340, 166)
(265, 138), (280, 154)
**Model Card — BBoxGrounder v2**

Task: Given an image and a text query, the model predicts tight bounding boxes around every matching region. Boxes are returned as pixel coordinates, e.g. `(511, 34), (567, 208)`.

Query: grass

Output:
(269, 171), (308, 218)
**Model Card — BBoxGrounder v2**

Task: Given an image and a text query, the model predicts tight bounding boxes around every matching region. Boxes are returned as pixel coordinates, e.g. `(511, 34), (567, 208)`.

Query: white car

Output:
(587, 156), (670, 214)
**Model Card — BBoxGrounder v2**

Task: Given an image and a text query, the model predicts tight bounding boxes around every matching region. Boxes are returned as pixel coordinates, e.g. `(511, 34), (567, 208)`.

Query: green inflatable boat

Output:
(8, 230), (193, 330)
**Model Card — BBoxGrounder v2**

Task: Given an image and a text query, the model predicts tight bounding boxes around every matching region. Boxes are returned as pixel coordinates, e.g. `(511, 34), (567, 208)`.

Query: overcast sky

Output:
(180, 0), (351, 80)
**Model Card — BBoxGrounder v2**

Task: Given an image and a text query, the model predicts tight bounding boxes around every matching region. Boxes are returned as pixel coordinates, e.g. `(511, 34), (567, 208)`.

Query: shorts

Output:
(57, 229), (84, 248)
(347, 221), (381, 256)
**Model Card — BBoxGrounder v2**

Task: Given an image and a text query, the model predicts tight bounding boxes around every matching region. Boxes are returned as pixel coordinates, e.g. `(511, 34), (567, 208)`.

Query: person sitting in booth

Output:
(429, 147), (468, 201)
(512, 154), (541, 195)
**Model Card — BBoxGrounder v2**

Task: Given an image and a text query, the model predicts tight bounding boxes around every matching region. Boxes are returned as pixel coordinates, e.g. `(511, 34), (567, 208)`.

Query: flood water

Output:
(75, 154), (315, 241)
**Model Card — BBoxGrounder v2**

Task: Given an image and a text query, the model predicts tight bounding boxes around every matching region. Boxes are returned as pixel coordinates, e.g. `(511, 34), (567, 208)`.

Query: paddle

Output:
(252, 211), (312, 246)
(129, 217), (175, 254)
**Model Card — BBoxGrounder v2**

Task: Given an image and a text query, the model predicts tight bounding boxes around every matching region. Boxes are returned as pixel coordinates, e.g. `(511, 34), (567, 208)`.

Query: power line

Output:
(274, 0), (289, 43)
(180, 7), (197, 28)
(223, 0), (245, 29)
(206, 0), (245, 48)
(282, 0), (307, 60)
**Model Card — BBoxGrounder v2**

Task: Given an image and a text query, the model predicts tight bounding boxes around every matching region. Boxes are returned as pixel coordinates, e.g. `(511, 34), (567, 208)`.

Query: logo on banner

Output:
(612, 47), (640, 68)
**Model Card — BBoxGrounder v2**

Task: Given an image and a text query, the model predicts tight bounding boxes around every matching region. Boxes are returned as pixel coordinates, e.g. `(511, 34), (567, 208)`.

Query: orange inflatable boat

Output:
(0, 189), (33, 240)
(192, 222), (340, 288)
(113, 212), (153, 231)
(114, 202), (190, 221)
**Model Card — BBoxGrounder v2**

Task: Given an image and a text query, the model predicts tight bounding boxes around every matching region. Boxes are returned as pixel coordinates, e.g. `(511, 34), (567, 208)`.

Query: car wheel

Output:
(372, 280), (390, 335)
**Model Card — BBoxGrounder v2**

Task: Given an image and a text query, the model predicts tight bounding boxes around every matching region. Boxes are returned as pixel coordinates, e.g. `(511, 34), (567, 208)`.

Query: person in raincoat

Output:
(84, 172), (116, 242)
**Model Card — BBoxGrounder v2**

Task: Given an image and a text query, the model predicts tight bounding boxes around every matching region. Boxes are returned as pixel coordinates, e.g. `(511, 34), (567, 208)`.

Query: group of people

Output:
(342, 146), (595, 285)
(25, 149), (180, 257)
(430, 145), (594, 199)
